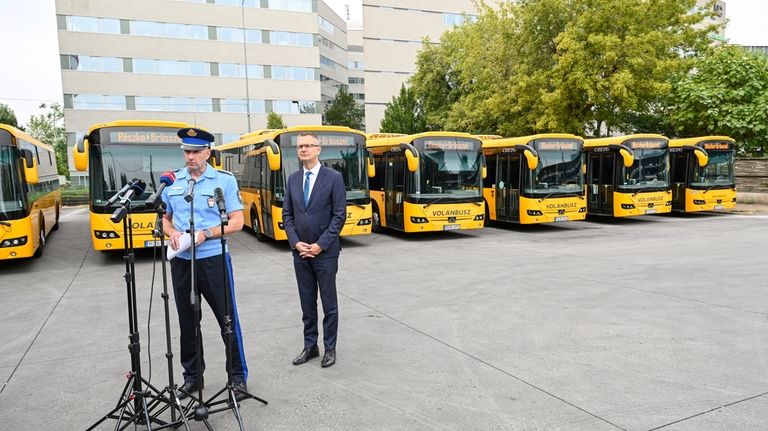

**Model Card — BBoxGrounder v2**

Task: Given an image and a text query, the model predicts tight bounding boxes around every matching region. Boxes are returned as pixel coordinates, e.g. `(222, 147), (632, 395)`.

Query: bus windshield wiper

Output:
(0, 220), (10, 227)
(424, 197), (445, 208)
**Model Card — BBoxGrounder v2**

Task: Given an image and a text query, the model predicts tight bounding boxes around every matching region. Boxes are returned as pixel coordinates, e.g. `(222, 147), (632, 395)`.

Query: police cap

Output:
(178, 127), (214, 151)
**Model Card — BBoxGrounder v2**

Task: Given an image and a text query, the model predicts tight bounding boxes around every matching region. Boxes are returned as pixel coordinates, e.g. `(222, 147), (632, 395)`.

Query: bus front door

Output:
(496, 154), (520, 221)
(385, 154), (405, 230)
(588, 153), (615, 215)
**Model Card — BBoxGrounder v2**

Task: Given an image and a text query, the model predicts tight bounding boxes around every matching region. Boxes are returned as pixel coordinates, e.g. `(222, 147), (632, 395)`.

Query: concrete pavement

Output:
(0, 207), (766, 430)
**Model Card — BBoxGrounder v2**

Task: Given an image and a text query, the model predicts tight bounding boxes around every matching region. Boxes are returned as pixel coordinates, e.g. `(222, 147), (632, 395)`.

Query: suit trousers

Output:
(171, 253), (248, 384)
(293, 253), (339, 350)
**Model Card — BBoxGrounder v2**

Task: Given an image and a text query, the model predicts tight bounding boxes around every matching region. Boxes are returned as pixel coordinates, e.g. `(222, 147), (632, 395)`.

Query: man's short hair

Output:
(297, 132), (320, 145)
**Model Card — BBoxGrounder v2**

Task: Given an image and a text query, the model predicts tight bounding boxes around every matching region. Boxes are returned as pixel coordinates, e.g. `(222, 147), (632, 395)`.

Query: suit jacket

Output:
(283, 165), (347, 257)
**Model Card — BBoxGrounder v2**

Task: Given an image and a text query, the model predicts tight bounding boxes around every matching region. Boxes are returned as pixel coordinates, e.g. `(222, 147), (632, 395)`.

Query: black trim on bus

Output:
(405, 196), (483, 205)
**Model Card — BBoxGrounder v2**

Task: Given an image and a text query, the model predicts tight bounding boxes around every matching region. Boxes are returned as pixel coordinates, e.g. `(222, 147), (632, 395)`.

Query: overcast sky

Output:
(0, 0), (765, 127)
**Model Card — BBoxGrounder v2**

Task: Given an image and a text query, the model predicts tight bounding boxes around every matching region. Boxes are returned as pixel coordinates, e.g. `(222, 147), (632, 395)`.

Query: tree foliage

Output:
(379, 84), (428, 134)
(666, 47), (768, 156)
(0, 103), (19, 128)
(322, 87), (364, 130)
(27, 103), (68, 177)
(410, 0), (718, 137)
(266, 111), (286, 129)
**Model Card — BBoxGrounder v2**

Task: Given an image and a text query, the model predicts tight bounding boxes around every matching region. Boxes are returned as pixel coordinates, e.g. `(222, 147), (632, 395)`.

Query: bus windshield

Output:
(90, 127), (185, 212)
(0, 144), (26, 220)
(412, 139), (482, 200)
(280, 133), (369, 203)
(620, 148), (669, 190)
(524, 147), (583, 196)
(690, 150), (734, 187)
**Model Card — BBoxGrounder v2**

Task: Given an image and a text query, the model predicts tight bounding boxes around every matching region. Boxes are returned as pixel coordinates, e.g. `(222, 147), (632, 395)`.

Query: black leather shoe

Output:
(292, 346), (319, 365)
(233, 381), (249, 402)
(321, 349), (336, 368)
(178, 378), (203, 400)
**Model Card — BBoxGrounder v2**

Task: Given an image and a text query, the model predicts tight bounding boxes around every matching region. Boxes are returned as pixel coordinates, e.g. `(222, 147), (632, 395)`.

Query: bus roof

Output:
(668, 136), (734, 148)
(217, 125), (366, 152)
(86, 120), (196, 135)
(0, 124), (54, 152)
(583, 134), (668, 148)
(366, 133), (406, 139)
(366, 131), (478, 149)
(481, 133), (582, 149)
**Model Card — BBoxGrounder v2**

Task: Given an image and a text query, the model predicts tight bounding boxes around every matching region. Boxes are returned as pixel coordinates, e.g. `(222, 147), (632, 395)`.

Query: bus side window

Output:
(509, 156), (520, 189)
(672, 154), (687, 183)
(370, 157), (385, 191)
(600, 155), (614, 185)
(484, 155), (496, 187)
(393, 156), (405, 192)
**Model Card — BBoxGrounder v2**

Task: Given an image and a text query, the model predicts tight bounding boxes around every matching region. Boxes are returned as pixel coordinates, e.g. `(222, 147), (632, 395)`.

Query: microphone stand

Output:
(203, 205), (267, 430)
(87, 193), (170, 431)
(149, 201), (191, 431)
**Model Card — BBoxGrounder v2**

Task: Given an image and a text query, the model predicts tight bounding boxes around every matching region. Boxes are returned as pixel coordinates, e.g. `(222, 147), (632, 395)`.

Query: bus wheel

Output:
(52, 205), (60, 231)
(372, 207), (383, 233)
(33, 224), (45, 258)
(251, 210), (268, 242)
(484, 202), (491, 227)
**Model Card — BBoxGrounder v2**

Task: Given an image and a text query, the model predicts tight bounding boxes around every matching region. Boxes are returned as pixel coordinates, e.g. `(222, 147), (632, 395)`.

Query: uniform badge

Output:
(208, 197), (215, 208)
(237, 191), (243, 204)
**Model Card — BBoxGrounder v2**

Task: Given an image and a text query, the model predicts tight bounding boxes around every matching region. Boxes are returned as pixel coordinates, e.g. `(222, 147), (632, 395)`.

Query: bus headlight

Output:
(473, 214), (484, 221)
(693, 200), (706, 205)
(526, 210), (543, 216)
(665, 201), (672, 206)
(578, 207), (587, 213)
(410, 217), (429, 224)
(278, 222), (285, 230)
(94, 230), (120, 239)
(621, 204), (636, 209)
(1, 236), (28, 247)
(357, 218), (371, 225)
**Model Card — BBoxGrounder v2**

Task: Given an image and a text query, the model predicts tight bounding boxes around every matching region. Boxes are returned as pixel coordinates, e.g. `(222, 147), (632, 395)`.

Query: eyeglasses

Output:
(296, 144), (319, 150)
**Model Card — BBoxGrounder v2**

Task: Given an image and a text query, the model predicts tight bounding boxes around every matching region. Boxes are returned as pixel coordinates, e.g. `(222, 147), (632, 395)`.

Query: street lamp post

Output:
(242, 0), (252, 132)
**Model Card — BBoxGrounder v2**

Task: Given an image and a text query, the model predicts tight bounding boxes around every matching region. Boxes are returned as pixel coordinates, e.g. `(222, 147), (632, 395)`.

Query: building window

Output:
(63, 55), (123, 72)
(71, 94), (126, 110)
(271, 66), (315, 80)
(268, 0), (312, 12)
(348, 77), (364, 85)
(320, 56), (335, 69)
(270, 31), (314, 47)
(217, 27), (244, 42)
(219, 63), (264, 78)
(66, 16), (120, 34)
(130, 20), (208, 40)
(318, 17), (335, 34)
(351, 93), (365, 101)
(347, 60), (364, 70)
(442, 13), (477, 26)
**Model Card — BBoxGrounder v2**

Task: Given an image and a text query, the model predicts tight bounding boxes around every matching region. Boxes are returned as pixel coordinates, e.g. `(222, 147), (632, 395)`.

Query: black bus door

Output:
(385, 154), (405, 230)
(496, 154), (520, 221)
(588, 153), (615, 215)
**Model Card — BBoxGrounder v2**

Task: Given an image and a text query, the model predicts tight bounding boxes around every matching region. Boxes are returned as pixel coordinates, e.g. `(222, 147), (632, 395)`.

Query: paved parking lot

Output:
(1, 207), (766, 430)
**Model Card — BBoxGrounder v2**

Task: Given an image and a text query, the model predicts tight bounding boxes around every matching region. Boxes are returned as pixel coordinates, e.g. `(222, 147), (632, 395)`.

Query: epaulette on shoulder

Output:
(218, 169), (234, 176)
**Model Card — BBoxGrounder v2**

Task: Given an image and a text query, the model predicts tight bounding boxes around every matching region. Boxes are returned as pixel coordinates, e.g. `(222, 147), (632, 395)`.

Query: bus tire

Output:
(33, 222), (45, 258)
(484, 201), (491, 227)
(251, 208), (268, 242)
(52, 205), (60, 231)
(372, 205), (383, 233)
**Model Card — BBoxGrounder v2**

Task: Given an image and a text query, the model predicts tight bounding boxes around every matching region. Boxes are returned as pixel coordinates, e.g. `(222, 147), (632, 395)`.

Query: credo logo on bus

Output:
(111, 131), (182, 144)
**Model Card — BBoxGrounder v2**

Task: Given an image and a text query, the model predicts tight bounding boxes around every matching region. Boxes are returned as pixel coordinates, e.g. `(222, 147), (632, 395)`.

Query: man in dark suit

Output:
(282, 132), (346, 368)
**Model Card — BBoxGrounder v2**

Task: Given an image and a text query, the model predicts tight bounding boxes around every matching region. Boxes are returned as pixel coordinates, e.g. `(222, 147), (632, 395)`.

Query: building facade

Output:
(55, 0), (347, 180)
(347, 27), (365, 110)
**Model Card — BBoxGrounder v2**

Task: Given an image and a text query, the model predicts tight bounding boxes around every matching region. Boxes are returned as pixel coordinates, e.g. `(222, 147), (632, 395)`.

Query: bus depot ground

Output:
(1, 202), (767, 431)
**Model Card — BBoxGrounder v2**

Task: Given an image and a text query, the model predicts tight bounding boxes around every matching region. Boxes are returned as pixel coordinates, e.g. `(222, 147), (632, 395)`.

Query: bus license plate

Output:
(554, 216), (568, 222)
(144, 240), (162, 247)
(714, 205), (724, 210)
(443, 224), (460, 231)
(645, 209), (657, 215)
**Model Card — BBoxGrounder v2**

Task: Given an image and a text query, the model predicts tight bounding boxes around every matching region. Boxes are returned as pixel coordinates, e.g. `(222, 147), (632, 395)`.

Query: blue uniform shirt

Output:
(162, 164), (243, 260)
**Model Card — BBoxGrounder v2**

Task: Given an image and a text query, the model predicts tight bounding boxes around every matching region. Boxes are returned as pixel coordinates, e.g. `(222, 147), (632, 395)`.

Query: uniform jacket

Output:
(282, 165), (346, 257)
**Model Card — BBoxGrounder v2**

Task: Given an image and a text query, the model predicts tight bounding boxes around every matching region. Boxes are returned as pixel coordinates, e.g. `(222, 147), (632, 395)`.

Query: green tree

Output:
(379, 84), (428, 134)
(266, 111), (286, 129)
(667, 47), (768, 156)
(323, 87), (364, 130)
(0, 103), (19, 128)
(27, 103), (68, 177)
(410, 0), (717, 136)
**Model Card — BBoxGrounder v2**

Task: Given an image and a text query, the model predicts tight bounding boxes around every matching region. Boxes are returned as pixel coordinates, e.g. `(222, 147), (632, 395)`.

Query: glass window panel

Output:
(272, 65), (287, 80)
(131, 20), (161, 36)
(218, 27), (243, 42)
(133, 58), (157, 74)
(249, 100), (266, 113)
(222, 99), (246, 113)
(245, 29), (262, 43)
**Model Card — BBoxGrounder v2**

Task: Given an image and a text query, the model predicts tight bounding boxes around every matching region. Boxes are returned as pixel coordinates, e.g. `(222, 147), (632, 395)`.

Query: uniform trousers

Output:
(170, 253), (247, 384)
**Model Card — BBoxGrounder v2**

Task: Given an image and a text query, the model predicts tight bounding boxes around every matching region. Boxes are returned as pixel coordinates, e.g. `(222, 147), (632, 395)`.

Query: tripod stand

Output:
(203, 206), (267, 430)
(87, 196), (172, 431)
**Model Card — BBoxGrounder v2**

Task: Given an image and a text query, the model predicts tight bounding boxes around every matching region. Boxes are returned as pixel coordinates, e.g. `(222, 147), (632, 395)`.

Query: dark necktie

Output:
(303, 171), (312, 206)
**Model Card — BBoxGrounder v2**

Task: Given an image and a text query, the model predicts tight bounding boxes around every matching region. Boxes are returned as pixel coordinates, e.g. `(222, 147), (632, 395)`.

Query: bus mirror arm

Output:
(514, 145), (538, 170)
(266, 139), (281, 171)
(686, 146), (709, 167)
(399, 143), (419, 172)
(609, 144), (634, 167)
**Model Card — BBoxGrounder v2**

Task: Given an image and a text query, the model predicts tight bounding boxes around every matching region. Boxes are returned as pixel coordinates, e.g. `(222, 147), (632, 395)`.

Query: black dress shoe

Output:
(321, 349), (336, 368)
(292, 346), (319, 365)
(233, 381), (249, 402)
(178, 378), (203, 400)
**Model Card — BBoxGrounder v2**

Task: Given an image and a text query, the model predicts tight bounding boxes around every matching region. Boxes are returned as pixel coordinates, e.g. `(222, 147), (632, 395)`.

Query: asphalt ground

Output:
(0, 206), (766, 430)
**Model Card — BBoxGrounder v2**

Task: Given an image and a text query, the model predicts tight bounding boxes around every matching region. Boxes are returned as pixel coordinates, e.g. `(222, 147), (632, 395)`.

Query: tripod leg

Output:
(228, 389), (246, 431)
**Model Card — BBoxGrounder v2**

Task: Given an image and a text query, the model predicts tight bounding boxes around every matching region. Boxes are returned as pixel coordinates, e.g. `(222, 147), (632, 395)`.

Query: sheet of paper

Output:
(166, 231), (194, 260)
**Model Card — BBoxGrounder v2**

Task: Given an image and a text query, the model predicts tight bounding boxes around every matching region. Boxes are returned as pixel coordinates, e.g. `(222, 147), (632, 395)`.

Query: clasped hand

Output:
(296, 241), (321, 258)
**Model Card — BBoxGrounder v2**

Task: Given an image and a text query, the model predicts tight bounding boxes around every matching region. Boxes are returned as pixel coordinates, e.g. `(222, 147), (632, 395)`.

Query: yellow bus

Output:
(0, 125), (61, 259)
(366, 132), (485, 233)
(669, 136), (736, 212)
(583, 134), (672, 217)
(481, 134), (586, 224)
(73, 120), (196, 251)
(216, 126), (373, 241)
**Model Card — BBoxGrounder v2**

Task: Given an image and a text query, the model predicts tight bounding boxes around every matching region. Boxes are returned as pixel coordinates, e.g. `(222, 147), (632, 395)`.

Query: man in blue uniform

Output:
(161, 127), (248, 399)
(283, 132), (346, 368)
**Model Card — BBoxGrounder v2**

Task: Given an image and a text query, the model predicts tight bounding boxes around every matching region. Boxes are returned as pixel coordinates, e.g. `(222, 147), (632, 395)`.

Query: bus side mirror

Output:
(619, 149), (634, 168)
(74, 137), (89, 171)
(689, 146), (709, 167)
(513, 145), (538, 170)
(209, 150), (222, 169)
(367, 155), (375, 178)
(266, 139), (281, 171)
(481, 153), (487, 179)
(399, 143), (419, 172)
(21, 149), (39, 184)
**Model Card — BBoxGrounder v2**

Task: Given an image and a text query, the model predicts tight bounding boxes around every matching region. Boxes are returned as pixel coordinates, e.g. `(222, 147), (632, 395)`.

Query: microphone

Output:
(184, 178), (196, 203)
(214, 187), (229, 224)
(108, 180), (146, 222)
(145, 171), (176, 209)
(106, 179), (144, 207)
(121, 179), (147, 202)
